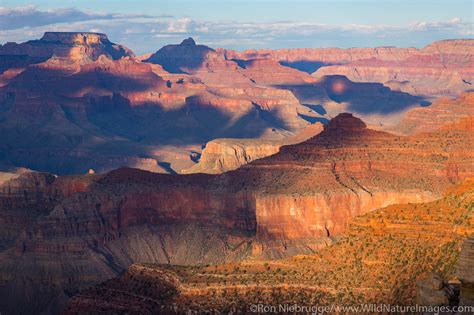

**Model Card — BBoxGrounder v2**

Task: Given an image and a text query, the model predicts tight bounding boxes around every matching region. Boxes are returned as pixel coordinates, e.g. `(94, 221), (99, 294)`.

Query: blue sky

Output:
(0, 0), (472, 53)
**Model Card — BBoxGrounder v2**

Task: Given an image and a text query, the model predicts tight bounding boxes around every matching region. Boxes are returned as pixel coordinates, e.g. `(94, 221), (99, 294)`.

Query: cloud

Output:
(0, 5), (153, 30)
(0, 5), (472, 54)
(410, 17), (465, 31)
(166, 18), (193, 33)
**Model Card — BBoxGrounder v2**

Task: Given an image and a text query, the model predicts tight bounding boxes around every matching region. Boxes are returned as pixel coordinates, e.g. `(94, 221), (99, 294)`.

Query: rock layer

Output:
(184, 123), (324, 174)
(66, 179), (474, 313)
(458, 234), (474, 306)
(0, 32), (133, 72)
(221, 39), (474, 97)
(0, 114), (473, 313)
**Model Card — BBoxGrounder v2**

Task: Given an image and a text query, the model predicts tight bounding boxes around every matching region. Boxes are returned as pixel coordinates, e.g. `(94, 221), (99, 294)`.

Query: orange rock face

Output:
(0, 32), (134, 70)
(0, 113), (473, 313)
(392, 92), (474, 134)
(65, 179), (474, 314)
(0, 34), (329, 175)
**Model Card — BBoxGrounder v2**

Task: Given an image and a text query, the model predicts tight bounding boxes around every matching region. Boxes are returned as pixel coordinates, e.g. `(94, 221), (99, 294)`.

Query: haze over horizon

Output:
(0, 0), (472, 54)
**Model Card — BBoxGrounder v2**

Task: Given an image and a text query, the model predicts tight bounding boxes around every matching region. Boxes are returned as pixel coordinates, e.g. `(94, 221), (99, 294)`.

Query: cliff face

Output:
(311, 40), (473, 97)
(145, 37), (219, 73)
(0, 114), (473, 313)
(221, 39), (474, 97)
(458, 234), (474, 306)
(0, 34), (331, 175)
(184, 123), (324, 174)
(184, 139), (283, 174)
(392, 92), (474, 135)
(3, 35), (471, 175)
(66, 179), (474, 313)
(0, 32), (134, 70)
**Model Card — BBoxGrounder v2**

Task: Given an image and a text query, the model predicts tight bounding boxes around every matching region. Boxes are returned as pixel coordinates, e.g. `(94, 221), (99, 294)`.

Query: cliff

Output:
(0, 35), (334, 175)
(458, 234), (474, 306)
(221, 39), (474, 97)
(392, 92), (474, 135)
(3, 35), (471, 176)
(66, 178), (474, 313)
(0, 114), (473, 313)
(183, 122), (324, 174)
(0, 32), (134, 70)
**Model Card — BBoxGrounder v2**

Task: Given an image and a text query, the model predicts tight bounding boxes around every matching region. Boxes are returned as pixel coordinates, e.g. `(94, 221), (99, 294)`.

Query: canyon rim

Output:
(0, 0), (473, 314)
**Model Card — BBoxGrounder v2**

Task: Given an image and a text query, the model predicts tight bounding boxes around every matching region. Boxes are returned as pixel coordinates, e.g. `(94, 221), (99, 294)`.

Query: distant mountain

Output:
(0, 33), (472, 176)
(221, 39), (474, 97)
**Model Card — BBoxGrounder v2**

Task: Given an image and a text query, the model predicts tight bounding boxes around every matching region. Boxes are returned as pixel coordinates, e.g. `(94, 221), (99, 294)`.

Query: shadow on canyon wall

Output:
(144, 38), (215, 74)
(277, 75), (430, 117)
(0, 66), (291, 174)
(280, 60), (333, 74)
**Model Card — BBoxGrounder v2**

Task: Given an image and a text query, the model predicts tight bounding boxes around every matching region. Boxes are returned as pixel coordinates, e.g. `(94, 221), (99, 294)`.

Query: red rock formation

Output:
(458, 234), (474, 306)
(220, 39), (474, 97)
(5, 35), (471, 176)
(0, 34), (321, 175)
(0, 32), (134, 74)
(391, 92), (474, 134)
(0, 113), (473, 313)
(184, 123), (324, 174)
(65, 179), (474, 314)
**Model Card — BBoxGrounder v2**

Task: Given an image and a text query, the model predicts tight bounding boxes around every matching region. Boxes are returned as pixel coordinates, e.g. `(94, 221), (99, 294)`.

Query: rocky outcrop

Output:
(184, 139), (282, 174)
(3, 35), (471, 175)
(311, 40), (473, 97)
(416, 273), (456, 306)
(0, 32), (134, 73)
(391, 92), (474, 135)
(0, 35), (320, 175)
(66, 179), (474, 313)
(145, 37), (219, 73)
(458, 235), (474, 306)
(184, 123), (324, 174)
(221, 39), (474, 97)
(1, 34), (346, 175)
(0, 114), (473, 313)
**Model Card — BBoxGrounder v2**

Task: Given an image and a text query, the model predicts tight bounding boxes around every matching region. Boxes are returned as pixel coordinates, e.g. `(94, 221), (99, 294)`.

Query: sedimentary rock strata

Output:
(392, 92), (474, 135)
(66, 179), (474, 313)
(0, 113), (473, 313)
(458, 234), (474, 306)
(221, 39), (474, 97)
(2, 34), (472, 175)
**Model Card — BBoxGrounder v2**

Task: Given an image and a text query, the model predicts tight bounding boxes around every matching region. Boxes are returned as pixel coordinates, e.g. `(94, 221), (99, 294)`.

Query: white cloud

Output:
(409, 17), (470, 31)
(166, 18), (193, 33)
(0, 6), (472, 53)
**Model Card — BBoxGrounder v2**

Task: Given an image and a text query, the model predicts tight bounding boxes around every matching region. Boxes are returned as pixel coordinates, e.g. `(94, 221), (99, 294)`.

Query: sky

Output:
(0, 0), (472, 54)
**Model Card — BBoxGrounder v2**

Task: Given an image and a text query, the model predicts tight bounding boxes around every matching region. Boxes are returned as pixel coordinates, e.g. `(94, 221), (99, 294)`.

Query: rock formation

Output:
(0, 32), (133, 73)
(416, 273), (456, 306)
(0, 114), (473, 313)
(65, 178), (474, 313)
(145, 37), (218, 73)
(184, 122), (324, 174)
(458, 234), (474, 306)
(2, 34), (472, 175)
(392, 92), (474, 135)
(221, 39), (474, 97)
(0, 34), (337, 175)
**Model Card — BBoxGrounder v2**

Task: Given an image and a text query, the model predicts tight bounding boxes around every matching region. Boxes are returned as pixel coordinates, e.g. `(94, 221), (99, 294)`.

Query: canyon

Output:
(221, 39), (474, 97)
(0, 113), (473, 313)
(0, 31), (473, 314)
(65, 178), (474, 313)
(1, 33), (473, 175)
